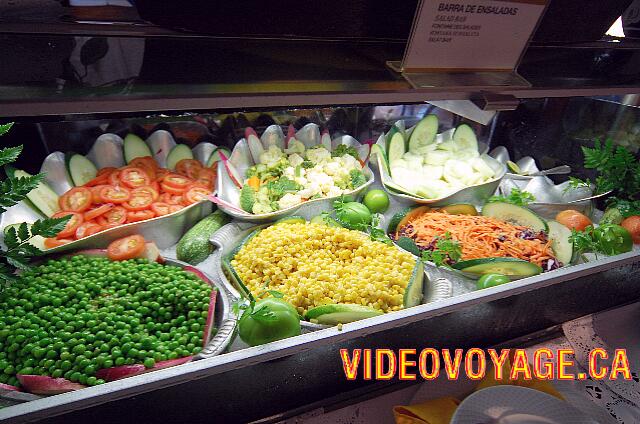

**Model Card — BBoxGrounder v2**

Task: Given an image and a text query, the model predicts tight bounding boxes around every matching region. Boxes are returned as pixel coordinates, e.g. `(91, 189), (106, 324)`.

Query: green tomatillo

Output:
(593, 224), (633, 255)
(238, 296), (301, 347)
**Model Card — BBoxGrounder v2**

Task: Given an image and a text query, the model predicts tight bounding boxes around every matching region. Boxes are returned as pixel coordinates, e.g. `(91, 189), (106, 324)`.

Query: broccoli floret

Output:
(266, 177), (301, 201)
(301, 160), (314, 169)
(332, 144), (360, 160)
(246, 166), (259, 179)
(240, 185), (256, 213)
(349, 169), (367, 188)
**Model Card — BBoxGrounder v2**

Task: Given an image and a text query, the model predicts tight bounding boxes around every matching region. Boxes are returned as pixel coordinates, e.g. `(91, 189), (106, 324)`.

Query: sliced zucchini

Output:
(206, 147), (232, 167)
(387, 205), (431, 234)
(452, 124), (479, 152)
(123, 134), (152, 163)
(481, 202), (548, 233)
(440, 204), (478, 216)
(305, 304), (383, 325)
(408, 114), (438, 154)
(386, 127), (406, 165)
(166, 144), (194, 170)
(396, 236), (421, 256)
(276, 216), (306, 225)
(403, 260), (424, 307)
(547, 220), (572, 266)
(452, 257), (542, 278)
(65, 153), (97, 186)
(8, 168), (60, 217)
(372, 144), (390, 174)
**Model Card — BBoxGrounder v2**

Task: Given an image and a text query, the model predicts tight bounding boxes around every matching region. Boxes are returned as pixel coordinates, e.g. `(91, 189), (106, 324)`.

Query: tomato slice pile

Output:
(46, 155), (215, 246)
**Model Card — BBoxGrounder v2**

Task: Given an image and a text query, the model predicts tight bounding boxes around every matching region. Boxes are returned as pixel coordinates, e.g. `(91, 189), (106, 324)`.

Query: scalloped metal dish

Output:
(0, 130), (217, 252)
(214, 123), (375, 222)
(374, 123), (507, 207)
(209, 222), (454, 331)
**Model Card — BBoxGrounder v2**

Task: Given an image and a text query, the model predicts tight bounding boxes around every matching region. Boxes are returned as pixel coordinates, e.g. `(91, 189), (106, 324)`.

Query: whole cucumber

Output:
(176, 210), (230, 265)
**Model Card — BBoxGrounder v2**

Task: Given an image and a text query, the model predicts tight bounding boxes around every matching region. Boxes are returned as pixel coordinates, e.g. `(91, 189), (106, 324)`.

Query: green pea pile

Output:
(0, 256), (213, 388)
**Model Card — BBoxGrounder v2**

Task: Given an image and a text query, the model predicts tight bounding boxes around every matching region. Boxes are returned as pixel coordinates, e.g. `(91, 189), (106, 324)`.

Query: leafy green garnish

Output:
(368, 215), (392, 245)
(0, 122), (13, 137)
(565, 176), (592, 193)
(332, 144), (359, 160)
(420, 232), (462, 267)
(607, 197), (640, 218)
(579, 139), (640, 197)
(487, 188), (535, 206)
(569, 226), (599, 260)
(349, 169), (367, 189)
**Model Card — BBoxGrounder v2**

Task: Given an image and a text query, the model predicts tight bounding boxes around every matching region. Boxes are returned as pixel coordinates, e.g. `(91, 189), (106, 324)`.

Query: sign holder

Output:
(388, 0), (548, 90)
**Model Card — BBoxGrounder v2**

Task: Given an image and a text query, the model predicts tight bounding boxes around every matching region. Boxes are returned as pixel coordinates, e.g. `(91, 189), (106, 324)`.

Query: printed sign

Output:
(402, 0), (547, 71)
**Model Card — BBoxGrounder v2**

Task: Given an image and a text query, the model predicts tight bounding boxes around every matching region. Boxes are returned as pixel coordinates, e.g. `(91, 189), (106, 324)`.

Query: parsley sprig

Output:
(0, 131), (71, 288)
(487, 188), (535, 206)
(420, 232), (462, 267)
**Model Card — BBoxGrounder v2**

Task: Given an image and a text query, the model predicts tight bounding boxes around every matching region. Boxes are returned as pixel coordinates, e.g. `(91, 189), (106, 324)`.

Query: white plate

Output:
(452, 386), (598, 424)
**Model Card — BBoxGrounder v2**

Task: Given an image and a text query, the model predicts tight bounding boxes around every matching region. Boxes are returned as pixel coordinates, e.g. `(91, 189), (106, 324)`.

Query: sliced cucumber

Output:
(65, 153), (97, 186)
(372, 144), (390, 174)
(387, 205), (432, 234)
(275, 216), (306, 225)
(166, 144), (194, 170)
(440, 204), (478, 216)
(403, 260), (424, 307)
(386, 128), (406, 165)
(123, 134), (152, 163)
(452, 257), (542, 278)
(305, 304), (383, 325)
(9, 168), (60, 217)
(453, 124), (478, 152)
(396, 236), (421, 256)
(547, 220), (572, 266)
(206, 147), (232, 167)
(481, 202), (548, 233)
(408, 114), (438, 154)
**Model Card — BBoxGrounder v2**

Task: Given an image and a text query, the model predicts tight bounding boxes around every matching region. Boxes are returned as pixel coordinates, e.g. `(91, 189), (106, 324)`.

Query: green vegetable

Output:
(349, 169), (367, 189)
(331, 144), (359, 160)
(363, 189), (390, 213)
(0, 255), (212, 388)
(239, 185), (256, 213)
(238, 296), (301, 346)
(476, 273), (511, 289)
(305, 304), (382, 325)
(176, 210), (231, 265)
(0, 141), (71, 288)
(593, 224), (633, 255)
(266, 177), (301, 201)
(600, 207), (624, 225)
(606, 198), (640, 219)
(301, 160), (314, 169)
(453, 257), (542, 278)
(487, 188), (535, 206)
(420, 232), (462, 267)
(333, 198), (372, 230)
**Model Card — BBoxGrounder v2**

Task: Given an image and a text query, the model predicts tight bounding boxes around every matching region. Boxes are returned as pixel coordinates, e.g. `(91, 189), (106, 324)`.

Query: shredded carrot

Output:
(396, 211), (556, 267)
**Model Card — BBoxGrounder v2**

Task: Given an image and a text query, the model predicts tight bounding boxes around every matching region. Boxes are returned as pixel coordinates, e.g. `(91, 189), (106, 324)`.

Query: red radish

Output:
(358, 143), (372, 167)
(221, 156), (243, 189)
(17, 375), (85, 395)
(245, 128), (265, 165)
(96, 356), (193, 382)
(184, 266), (217, 347)
(321, 129), (332, 151)
(285, 125), (296, 149)
(0, 383), (20, 392)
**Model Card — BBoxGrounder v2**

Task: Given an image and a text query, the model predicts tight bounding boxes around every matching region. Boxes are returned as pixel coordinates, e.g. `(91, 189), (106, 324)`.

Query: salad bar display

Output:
(2, 105), (640, 420)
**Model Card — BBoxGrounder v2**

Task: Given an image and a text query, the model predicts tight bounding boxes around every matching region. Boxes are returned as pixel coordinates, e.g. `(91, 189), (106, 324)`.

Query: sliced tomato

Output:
(160, 182), (187, 195)
(196, 168), (216, 188)
(97, 167), (117, 177)
(134, 185), (160, 202)
(84, 203), (114, 221)
(183, 186), (211, 206)
(162, 174), (191, 190)
(159, 193), (183, 205)
(108, 170), (122, 186)
(100, 185), (131, 204)
(150, 202), (172, 216)
(83, 173), (109, 187)
(59, 187), (92, 212)
(176, 159), (202, 179)
(119, 167), (151, 189)
(155, 168), (170, 181)
(97, 206), (127, 226)
(169, 205), (184, 213)
(126, 210), (155, 223)
(90, 185), (109, 204)
(123, 187), (154, 211)
(75, 222), (103, 239)
(52, 211), (84, 238)
(150, 180), (160, 194)
(129, 157), (158, 178)
(107, 235), (146, 261)
(44, 238), (73, 249)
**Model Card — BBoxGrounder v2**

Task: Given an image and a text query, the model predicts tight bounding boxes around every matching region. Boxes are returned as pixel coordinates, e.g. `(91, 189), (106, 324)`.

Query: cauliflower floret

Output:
(278, 193), (303, 209)
(252, 202), (274, 214)
(294, 175), (308, 186)
(306, 170), (334, 193)
(284, 139), (305, 155)
(259, 145), (285, 167)
(298, 181), (321, 199)
(326, 186), (343, 198)
(323, 161), (342, 176)
(288, 153), (304, 168)
(282, 166), (296, 179)
(339, 154), (360, 170)
(306, 147), (331, 165)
